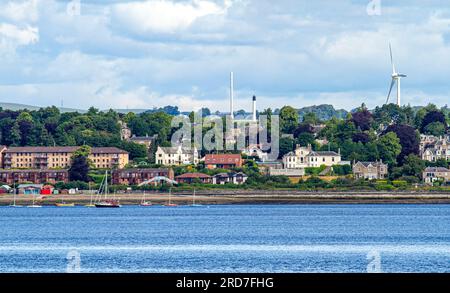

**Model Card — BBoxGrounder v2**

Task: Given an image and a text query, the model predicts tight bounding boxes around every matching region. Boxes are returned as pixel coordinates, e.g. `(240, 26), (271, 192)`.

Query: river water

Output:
(0, 204), (449, 272)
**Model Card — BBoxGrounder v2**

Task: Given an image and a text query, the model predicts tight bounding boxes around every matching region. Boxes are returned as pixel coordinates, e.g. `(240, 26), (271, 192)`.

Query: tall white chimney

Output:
(252, 95), (257, 122)
(230, 72), (234, 119)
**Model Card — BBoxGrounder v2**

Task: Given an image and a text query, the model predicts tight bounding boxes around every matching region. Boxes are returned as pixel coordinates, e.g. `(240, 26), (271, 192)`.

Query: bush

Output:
(398, 176), (420, 184)
(332, 164), (352, 176)
(305, 166), (326, 175)
(392, 180), (408, 187)
(374, 184), (395, 191)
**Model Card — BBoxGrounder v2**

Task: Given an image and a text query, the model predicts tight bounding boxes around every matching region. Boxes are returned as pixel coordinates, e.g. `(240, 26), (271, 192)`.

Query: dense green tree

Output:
(69, 146), (91, 182)
(302, 112), (319, 124)
(424, 121), (446, 136)
(279, 106), (299, 134)
(296, 132), (316, 148)
(421, 110), (447, 132)
(376, 132), (402, 167)
(400, 155), (426, 178)
(279, 137), (294, 159)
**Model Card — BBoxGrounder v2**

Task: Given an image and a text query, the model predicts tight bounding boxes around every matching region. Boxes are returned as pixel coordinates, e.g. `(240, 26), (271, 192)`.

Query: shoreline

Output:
(2, 191), (450, 205)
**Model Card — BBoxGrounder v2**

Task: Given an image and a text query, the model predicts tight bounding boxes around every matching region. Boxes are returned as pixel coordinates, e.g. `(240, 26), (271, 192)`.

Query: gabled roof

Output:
(213, 172), (248, 178)
(355, 161), (386, 167)
(158, 146), (196, 155)
(205, 154), (242, 164)
(176, 172), (211, 179)
(4, 146), (128, 154)
(424, 167), (450, 172)
(307, 151), (339, 157)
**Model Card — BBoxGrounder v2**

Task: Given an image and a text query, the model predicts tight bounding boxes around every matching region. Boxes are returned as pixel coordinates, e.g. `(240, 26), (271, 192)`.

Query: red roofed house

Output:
(204, 154), (243, 169)
(175, 173), (212, 184)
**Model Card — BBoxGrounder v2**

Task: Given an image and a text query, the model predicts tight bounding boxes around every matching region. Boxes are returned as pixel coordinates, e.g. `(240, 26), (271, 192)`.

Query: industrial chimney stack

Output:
(252, 95), (257, 122)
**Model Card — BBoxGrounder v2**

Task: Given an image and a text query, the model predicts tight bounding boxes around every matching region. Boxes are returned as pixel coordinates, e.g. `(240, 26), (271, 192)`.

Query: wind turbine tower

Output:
(385, 43), (407, 106)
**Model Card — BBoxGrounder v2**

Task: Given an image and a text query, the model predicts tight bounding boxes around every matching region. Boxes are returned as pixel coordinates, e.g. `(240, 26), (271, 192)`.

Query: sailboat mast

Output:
(104, 170), (108, 200)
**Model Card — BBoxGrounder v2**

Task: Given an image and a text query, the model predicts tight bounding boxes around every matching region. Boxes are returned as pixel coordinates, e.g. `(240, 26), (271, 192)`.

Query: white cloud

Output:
(112, 0), (231, 34)
(0, 23), (39, 56)
(0, 0), (39, 23)
(0, 23), (39, 46)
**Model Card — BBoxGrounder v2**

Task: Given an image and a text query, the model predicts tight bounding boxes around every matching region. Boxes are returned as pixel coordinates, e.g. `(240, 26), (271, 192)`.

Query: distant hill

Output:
(297, 104), (348, 121)
(0, 102), (85, 113)
(112, 109), (150, 114)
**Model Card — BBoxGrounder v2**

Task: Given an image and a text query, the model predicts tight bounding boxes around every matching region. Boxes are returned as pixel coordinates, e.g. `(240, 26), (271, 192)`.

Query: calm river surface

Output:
(0, 204), (449, 272)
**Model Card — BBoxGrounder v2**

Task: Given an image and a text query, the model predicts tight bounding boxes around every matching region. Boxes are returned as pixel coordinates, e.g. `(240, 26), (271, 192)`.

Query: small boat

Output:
(95, 171), (121, 208)
(140, 191), (152, 206)
(95, 199), (121, 208)
(55, 203), (75, 207)
(190, 189), (203, 207)
(56, 194), (74, 207)
(164, 188), (178, 207)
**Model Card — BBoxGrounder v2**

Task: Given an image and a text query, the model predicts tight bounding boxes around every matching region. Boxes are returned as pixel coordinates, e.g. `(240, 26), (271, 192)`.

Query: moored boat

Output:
(55, 203), (75, 207)
(95, 171), (121, 208)
(164, 188), (178, 207)
(140, 191), (152, 206)
(95, 199), (121, 208)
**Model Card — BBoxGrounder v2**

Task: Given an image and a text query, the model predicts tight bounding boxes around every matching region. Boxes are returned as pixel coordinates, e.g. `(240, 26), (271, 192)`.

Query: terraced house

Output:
(1, 146), (129, 169)
(0, 169), (69, 185)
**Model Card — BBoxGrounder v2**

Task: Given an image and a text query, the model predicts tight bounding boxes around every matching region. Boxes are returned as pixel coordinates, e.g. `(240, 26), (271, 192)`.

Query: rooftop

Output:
(175, 172), (211, 179)
(424, 167), (450, 172)
(4, 146), (128, 154)
(308, 151), (340, 157)
(356, 161), (386, 167)
(205, 154), (242, 164)
(158, 146), (197, 155)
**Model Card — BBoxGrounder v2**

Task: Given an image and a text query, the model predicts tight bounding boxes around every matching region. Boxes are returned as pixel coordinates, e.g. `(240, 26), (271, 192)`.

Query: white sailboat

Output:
(27, 193), (42, 208)
(164, 188), (178, 207)
(95, 171), (121, 208)
(140, 191), (152, 206)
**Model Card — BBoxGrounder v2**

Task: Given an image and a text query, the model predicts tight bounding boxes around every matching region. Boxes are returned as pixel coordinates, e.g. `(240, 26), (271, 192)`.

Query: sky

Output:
(0, 0), (450, 112)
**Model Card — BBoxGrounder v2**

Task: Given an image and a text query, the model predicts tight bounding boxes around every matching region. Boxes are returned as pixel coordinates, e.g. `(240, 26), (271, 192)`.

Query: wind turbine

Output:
(385, 43), (407, 106)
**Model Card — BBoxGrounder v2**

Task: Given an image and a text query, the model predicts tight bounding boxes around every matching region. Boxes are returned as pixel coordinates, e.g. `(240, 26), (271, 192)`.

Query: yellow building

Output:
(2, 146), (129, 169)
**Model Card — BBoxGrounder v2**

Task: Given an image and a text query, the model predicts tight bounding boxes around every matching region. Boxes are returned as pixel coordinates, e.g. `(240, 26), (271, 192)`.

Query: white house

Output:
(155, 146), (199, 166)
(242, 144), (269, 162)
(282, 144), (342, 168)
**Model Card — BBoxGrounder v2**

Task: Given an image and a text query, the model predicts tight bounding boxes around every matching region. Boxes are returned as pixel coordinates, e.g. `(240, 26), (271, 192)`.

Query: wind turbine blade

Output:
(386, 79), (396, 104)
(389, 43), (396, 74)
